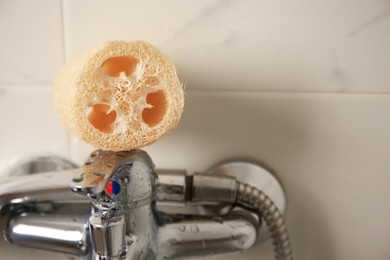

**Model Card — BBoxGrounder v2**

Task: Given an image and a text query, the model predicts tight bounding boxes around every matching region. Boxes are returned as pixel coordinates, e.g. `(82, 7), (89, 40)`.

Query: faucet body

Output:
(0, 150), (260, 259)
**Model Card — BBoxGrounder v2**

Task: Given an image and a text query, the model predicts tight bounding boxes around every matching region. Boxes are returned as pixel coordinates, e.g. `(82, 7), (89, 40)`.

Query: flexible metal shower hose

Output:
(236, 182), (293, 260)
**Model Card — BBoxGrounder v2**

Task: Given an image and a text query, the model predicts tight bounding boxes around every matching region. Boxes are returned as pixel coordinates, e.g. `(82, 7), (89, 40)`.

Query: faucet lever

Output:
(70, 150), (135, 196)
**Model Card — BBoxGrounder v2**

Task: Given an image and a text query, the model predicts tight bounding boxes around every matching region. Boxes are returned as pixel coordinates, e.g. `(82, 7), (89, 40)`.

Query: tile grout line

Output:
(3, 84), (390, 97)
(60, 0), (69, 63)
(184, 89), (390, 97)
(59, 0), (72, 160)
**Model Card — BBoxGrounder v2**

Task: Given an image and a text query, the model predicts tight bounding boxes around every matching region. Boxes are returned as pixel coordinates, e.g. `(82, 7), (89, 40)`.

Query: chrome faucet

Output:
(0, 150), (293, 260)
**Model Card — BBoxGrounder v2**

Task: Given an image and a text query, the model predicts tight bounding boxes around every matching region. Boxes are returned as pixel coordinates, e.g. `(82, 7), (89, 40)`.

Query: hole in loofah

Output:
(87, 104), (117, 133)
(102, 56), (138, 77)
(142, 90), (167, 127)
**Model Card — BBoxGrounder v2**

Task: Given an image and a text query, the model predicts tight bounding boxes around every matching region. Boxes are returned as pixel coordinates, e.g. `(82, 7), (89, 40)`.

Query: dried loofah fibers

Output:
(55, 40), (184, 151)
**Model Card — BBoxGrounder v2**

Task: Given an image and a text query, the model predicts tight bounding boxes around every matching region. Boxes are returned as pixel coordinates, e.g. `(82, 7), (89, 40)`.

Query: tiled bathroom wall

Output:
(1, 0), (390, 259)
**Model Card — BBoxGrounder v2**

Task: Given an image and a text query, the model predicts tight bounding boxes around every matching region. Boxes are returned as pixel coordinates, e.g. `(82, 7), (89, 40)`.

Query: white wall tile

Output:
(0, 0), (64, 85)
(0, 85), (68, 177)
(63, 0), (390, 93)
(69, 90), (390, 260)
(145, 91), (390, 260)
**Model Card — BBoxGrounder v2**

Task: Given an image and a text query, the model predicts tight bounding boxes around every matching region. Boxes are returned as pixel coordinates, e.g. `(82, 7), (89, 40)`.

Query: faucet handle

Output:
(71, 149), (134, 196)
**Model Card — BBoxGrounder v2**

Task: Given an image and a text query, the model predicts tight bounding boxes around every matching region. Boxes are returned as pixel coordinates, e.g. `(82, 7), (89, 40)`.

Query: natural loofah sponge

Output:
(55, 40), (184, 151)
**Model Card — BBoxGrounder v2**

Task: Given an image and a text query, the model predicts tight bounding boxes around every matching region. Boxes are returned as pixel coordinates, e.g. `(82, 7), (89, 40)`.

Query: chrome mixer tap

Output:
(0, 150), (292, 260)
